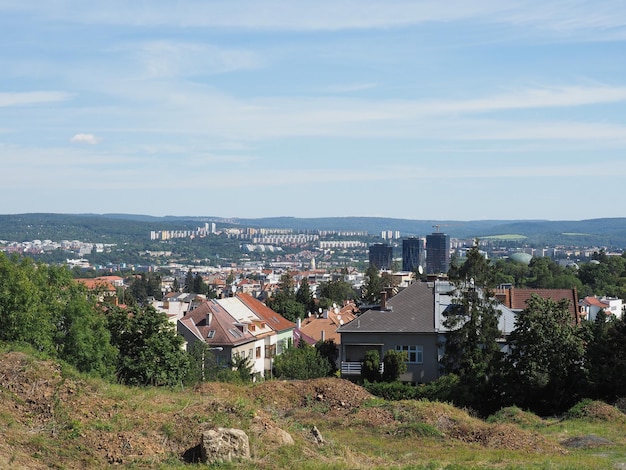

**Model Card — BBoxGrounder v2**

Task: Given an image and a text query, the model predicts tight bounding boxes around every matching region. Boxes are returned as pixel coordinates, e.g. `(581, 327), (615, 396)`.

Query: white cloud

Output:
(70, 133), (102, 144)
(5, 1), (625, 39)
(130, 40), (261, 78)
(0, 91), (72, 107)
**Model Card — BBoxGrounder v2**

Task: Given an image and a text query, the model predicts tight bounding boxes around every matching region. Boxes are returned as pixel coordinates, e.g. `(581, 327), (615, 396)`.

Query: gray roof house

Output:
(337, 280), (516, 384)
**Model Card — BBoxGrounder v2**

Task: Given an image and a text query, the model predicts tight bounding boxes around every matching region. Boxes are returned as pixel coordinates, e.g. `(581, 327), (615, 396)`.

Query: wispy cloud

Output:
(70, 133), (102, 144)
(5, 1), (625, 39)
(129, 40), (261, 78)
(0, 91), (72, 107)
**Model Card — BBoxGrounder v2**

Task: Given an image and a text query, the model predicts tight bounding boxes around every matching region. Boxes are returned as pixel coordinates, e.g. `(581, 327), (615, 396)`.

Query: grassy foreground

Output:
(1, 348), (626, 469)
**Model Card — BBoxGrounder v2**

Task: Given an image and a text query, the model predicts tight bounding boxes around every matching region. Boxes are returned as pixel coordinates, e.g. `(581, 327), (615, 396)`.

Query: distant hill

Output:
(1, 213), (625, 248)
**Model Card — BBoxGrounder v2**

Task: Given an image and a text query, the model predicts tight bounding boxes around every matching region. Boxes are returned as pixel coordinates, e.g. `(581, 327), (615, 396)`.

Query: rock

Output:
(251, 414), (294, 446)
(272, 427), (295, 446)
(311, 425), (325, 444)
(200, 428), (250, 464)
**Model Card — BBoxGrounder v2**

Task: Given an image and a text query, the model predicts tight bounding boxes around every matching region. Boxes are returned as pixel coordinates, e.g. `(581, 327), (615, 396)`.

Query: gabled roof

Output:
(301, 302), (358, 343)
(496, 287), (579, 320)
(580, 296), (609, 308)
(236, 293), (296, 333)
(338, 281), (437, 334)
(179, 300), (255, 347)
(75, 278), (117, 292)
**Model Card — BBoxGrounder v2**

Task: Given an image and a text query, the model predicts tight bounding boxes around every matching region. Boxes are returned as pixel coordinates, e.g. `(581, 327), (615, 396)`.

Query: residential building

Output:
(579, 296), (624, 321)
(299, 301), (359, 344)
(337, 280), (516, 383)
(495, 286), (580, 324)
(177, 294), (295, 379)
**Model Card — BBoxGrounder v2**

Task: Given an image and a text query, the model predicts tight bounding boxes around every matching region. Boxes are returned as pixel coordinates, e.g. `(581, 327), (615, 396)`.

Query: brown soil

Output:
(0, 351), (568, 468)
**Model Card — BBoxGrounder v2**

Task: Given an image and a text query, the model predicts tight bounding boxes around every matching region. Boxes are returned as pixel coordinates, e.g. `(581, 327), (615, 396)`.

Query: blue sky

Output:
(1, 1), (625, 221)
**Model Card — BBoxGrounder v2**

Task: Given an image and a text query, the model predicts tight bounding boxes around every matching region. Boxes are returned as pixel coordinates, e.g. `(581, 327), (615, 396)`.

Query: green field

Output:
(480, 234), (528, 241)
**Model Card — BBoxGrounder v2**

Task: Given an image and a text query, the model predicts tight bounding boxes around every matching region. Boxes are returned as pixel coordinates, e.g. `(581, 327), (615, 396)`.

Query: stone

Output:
(200, 428), (251, 464)
(311, 425), (325, 444)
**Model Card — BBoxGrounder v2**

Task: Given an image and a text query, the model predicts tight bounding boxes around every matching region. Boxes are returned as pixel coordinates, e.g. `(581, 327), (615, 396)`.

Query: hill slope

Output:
(3, 349), (626, 468)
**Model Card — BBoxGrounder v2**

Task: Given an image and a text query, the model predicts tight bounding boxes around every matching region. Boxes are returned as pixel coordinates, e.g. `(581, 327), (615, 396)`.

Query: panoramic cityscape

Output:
(2, 0), (626, 467)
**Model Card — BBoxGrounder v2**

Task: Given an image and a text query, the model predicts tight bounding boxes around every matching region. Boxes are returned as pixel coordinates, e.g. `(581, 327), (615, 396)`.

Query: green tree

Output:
(54, 281), (117, 377)
(183, 269), (194, 293)
(382, 349), (407, 382)
(230, 353), (254, 382)
(361, 265), (384, 304)
(442, 244), (502, 412)
(267, 272), (305, 321)
(193, 273), (207, 295)
(503, 295), (586, 414)
(361, 350), (382, 383)
(318, 279), (355, 309)
(0, 254), (116, 377)
(584, 314), (626, 402)
(315, 339), (339, 374)
(273, 341), (331, 379)
(295, 278), (315, 314)
(106, 305), (189, 386)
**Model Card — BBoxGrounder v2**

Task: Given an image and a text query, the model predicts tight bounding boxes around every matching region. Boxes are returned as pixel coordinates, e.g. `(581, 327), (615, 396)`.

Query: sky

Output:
(1, 1), (626, 221)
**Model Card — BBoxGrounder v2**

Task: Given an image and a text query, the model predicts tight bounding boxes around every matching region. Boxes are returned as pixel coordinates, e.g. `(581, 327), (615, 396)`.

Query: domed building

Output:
(509, 252), (533, 265)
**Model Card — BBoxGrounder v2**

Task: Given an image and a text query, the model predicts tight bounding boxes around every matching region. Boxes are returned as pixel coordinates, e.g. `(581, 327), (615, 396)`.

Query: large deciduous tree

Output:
(503, 295), (586, 415)
(106, 305), (189, 386)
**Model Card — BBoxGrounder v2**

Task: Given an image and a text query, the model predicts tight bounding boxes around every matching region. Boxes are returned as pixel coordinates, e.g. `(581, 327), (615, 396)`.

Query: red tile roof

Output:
(496, 287), (579, 322)
(180, 299), (255, 347)
(236, 293), (296, 333)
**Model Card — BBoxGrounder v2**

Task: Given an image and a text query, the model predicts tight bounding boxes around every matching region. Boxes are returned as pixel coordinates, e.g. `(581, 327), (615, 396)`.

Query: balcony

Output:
(340, 361), (384, 376)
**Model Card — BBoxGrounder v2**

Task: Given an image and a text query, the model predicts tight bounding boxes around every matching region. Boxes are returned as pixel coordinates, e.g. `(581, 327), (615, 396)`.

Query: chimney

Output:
(321, 330), (325, 341)
(380, 290), (387, 311)
(297, 317), (301, 329)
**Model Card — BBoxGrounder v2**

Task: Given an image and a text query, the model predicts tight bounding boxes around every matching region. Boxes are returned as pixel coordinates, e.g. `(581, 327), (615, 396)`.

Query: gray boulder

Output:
(200, 428), (251, 464)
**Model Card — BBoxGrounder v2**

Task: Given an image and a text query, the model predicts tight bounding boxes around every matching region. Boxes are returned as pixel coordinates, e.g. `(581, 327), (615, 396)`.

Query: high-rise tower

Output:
(426, 232), (450, 274)
(369, 243), (393, 270)
(402, 237), (424, 272)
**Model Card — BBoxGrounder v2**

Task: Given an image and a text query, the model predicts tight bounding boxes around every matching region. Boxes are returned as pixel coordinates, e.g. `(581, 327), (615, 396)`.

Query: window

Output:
(265, 344), (276, 358)
(248, 348), (253, 359)
(207, 330), (215, 339)
(256, 346), (261, 359)
(396, 345), (423, 364)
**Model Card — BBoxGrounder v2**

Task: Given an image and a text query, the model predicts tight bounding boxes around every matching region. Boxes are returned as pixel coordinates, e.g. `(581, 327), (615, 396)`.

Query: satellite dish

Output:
(418, 265), (424, 275)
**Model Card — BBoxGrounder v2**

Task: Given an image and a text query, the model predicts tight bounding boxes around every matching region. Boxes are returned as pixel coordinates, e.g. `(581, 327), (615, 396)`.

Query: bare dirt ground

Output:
(0, 351), (613, 468)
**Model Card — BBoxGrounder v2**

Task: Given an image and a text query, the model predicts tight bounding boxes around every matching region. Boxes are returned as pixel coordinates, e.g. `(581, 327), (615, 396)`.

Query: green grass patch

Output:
(479, 234), (527, 240)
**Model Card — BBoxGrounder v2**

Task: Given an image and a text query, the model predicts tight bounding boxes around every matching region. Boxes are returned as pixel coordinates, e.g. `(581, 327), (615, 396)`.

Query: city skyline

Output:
(1, 1), (626, 221)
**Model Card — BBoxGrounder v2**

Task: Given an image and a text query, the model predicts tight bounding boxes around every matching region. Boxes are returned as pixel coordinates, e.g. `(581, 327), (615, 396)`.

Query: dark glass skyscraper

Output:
(426, 232), (450, 274)
(369, 243), (393, 270)
(402, 237), (424, 272)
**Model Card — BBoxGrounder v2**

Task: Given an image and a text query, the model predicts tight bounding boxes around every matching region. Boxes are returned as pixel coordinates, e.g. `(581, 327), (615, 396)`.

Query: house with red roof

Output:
(579, 296), (624, 321)
(494, 286), (580, 324)
(177, 294), (295, 379)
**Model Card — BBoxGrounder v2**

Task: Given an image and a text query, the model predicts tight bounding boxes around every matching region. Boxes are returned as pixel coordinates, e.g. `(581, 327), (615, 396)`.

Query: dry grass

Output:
(2, 350), (626, 469)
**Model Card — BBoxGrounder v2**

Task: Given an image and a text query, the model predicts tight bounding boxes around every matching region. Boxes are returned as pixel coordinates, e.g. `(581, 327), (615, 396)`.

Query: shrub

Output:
(362, 350), (381, 383)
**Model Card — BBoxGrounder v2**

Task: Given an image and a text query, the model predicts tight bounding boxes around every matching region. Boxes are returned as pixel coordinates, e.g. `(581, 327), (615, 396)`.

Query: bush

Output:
(363, 381), (419, 400)
(362, 350), (381, 382)
(273, 342), (331, 379)
(382, 349), (407, 382)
